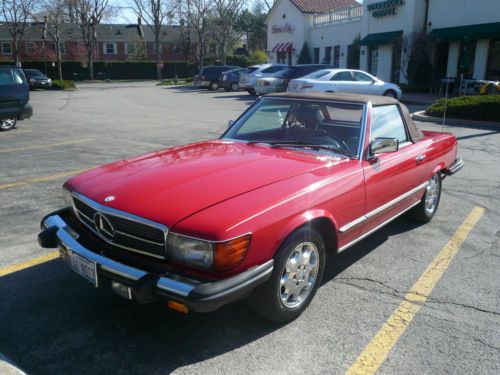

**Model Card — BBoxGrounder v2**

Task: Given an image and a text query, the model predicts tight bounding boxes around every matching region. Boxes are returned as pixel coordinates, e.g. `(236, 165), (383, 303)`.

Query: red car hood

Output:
(66, 140), (343, 228)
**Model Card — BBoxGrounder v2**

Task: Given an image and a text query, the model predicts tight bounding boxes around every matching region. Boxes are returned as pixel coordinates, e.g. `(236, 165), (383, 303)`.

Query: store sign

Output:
(367, 0), (405, 18)
(272, 22), (295, 34)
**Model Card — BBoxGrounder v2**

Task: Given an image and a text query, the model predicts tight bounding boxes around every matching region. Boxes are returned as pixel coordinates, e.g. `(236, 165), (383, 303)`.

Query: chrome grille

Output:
(72, 193), (167, 259)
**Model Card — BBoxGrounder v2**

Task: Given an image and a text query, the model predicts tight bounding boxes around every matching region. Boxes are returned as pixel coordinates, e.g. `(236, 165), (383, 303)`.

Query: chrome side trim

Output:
(338, 199), (421, 253)
(339, 182), (428, 233)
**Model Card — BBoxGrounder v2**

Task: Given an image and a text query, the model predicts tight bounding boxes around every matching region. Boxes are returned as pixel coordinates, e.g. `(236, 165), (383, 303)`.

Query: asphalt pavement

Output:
(0, 82), (498, 375)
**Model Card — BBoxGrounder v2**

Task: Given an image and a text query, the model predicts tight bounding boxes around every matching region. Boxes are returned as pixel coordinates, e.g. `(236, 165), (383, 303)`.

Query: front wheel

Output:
(383, 89), (397, 98)
(230, 82), (239, 92)
(409, 173), (442, 222)
(0, 118), (17, 131)
(248, 226), (325, 322)
(208, 81), (218, 91)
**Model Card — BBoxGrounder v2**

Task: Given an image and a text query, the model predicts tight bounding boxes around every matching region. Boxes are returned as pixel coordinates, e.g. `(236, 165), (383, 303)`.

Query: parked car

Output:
(39, 93), (462, 322)
(218, 68), (247, 92)
(256, 64), (331, 95)
(0, 66), (33, 131)
(23, 69), (52, 90)
(195, 65), (240, 90)
(239, 64), (288, 95)
(288, 69), (403, 99)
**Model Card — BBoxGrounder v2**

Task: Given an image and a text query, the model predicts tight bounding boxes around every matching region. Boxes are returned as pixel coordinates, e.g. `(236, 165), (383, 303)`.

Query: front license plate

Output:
(69, 251), (98, 287)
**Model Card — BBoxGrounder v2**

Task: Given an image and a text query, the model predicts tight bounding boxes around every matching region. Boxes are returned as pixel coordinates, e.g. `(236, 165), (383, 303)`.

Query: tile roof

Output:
(290, 0), (360, 14)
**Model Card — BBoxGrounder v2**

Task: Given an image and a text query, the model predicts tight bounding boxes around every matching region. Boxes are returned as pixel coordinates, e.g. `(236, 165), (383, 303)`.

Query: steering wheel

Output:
(309, 134), (351, 153)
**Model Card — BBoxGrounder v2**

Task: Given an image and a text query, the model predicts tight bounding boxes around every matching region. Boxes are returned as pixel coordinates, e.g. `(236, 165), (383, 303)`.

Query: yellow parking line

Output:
(345, 206), (485, 375)
(0, 129), (34, 136)
(0, 138), (93, 153)
(0, 168), (90, 190)
(0, 251), (59, 277)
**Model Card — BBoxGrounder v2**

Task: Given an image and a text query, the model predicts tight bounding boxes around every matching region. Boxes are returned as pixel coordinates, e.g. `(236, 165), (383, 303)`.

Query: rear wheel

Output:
(0, 119), (17, 131)
(231, 82), (239, 92)
(409, 173), (442, 222)
(383, 89), (397, 98)
(248, 226), (325, 322)
(209, 81), (218, 91)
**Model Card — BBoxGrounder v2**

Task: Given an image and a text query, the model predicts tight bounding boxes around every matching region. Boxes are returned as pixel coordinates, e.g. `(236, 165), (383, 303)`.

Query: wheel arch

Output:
(275, 210), (339, 255)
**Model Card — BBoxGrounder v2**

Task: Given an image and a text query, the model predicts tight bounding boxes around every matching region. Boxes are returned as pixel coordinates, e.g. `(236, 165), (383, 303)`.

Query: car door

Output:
(360, 104), (429, 235)
(352, 71), (380, 95)
(0, 68), (28, 120)
(330, 71), (356, 94)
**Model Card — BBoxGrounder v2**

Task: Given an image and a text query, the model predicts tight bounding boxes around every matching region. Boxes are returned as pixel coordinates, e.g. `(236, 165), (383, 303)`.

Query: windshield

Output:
(274, 68), (295, 78)
(302, 69), (332, 79)
(223, 98), (364, 157)
(26, 69), (44, 77)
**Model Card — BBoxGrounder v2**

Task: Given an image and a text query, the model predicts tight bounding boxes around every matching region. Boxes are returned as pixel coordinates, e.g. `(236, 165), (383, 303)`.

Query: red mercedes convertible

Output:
(39, 93), (463, 322)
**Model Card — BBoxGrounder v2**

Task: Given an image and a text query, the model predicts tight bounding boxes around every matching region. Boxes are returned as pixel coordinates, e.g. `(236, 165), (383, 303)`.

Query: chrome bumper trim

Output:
(43, 214), (194, 297)
(445, 157), (464, 175)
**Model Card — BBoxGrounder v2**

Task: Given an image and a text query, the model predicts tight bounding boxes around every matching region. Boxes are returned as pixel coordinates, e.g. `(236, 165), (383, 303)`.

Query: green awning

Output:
(429, 22), (500, 41)
(359, 31), (403, 46)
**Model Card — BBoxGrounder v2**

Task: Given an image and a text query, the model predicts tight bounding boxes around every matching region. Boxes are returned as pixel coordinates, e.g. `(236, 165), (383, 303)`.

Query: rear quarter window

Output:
(0, 70), (14, 86)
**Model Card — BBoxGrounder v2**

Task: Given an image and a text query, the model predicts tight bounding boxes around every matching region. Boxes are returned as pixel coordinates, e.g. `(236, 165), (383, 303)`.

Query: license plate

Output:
(69, 251), (98, 287)
(41, 82), (46, 85)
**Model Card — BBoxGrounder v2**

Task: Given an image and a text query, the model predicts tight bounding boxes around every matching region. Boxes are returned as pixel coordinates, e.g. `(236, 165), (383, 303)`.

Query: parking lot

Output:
(0, 82), (499, 375)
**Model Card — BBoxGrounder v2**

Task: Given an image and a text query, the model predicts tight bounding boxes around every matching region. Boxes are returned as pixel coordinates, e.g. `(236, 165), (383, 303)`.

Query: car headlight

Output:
(167, 233), (251, 270)
(167, 233), (214, 269)
(30, 78), (35, 83)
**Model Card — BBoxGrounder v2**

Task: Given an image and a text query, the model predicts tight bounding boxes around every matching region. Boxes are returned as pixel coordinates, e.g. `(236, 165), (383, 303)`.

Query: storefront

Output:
(266, 0), (500, 83)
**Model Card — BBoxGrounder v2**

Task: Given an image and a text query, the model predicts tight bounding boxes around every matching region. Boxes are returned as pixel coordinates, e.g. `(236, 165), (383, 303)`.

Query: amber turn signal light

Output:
(167, 300), (189, 314)
(214, 234), (251, 271)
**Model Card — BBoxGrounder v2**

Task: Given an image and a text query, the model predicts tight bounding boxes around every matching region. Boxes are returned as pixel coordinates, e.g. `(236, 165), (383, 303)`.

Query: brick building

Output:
(0, 20), (197, 64)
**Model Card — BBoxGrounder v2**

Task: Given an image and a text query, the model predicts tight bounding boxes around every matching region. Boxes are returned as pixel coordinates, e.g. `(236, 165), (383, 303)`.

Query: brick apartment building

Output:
(0, 20), (197, 64)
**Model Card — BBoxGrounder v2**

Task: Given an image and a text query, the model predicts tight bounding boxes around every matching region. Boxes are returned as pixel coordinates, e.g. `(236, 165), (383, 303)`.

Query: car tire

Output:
(247, 226), (325, 322)
(224, 87), (231, 92)
(231, 82), (239, 92)
(409, 173), (442, 222)
(0, 118), (17, 131)
(209, 81), (218, 91)
(383, 90), (397, 98)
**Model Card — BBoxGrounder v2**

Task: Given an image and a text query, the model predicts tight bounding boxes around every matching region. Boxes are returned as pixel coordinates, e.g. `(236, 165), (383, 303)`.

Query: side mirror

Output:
(227, 120), (235, 128)
(370, 138), (399, 155)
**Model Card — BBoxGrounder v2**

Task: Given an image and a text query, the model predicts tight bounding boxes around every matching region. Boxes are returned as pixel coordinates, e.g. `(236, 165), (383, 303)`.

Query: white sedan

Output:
(288, 69), (403, 99)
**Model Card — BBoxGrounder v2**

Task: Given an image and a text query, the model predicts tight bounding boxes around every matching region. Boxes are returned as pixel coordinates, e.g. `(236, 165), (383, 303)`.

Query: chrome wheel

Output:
(0, 118), (16, 131)
(424, 174), (440, 215)
(279, 241), (319, 309)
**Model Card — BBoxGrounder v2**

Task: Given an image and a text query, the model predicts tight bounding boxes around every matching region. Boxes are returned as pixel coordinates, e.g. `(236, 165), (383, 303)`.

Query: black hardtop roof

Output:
(266, 92), (399, 106)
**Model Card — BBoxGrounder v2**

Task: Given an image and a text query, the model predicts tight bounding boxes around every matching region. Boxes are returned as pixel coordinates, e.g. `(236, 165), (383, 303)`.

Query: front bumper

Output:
(38, 210), (273, 312)
(256, 86), (277, 94)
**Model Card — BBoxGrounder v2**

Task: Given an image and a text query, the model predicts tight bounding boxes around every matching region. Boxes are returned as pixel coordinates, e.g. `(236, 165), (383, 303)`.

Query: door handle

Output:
(416, 154), (426, 163)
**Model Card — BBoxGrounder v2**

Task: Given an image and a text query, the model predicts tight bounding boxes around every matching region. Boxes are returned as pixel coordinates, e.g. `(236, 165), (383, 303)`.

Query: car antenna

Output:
(441, 77), (450, 134)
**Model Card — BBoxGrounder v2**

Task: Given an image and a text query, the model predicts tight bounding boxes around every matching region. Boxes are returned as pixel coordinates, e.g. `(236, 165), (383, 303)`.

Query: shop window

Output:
(333, 45), (340, 68)
(486, 39), (500, 81)
(324, 46), (332, 64)
(368, 46), (378, 76)
(457, 39), (476, 79)
(25, 42), (36, 54)
(1, 42), (12, 55)
(314, 48), (320, 64)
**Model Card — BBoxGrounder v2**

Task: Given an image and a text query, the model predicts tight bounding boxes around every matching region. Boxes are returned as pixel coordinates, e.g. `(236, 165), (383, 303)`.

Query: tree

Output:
(248, 49), (267, 65)
(129, 0), (174, 80)
(213, 0), (245, 65)
(255, 0), (275, 12)
(234, 6), (267, 53)
(186, 0), (212, 68)
(397, 31), (433, 85)
(297, 42), (311, 64)
(1, 0), (38, 65)
(70, 0), (112, 80)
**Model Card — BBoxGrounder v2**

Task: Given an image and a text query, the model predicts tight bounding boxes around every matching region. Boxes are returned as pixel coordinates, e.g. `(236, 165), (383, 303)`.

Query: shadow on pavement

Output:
(0, 218), (422, 375)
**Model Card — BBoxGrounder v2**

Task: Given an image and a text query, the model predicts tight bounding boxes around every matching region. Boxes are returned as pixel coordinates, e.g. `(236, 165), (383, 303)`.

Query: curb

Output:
(411, 111), (500, 128)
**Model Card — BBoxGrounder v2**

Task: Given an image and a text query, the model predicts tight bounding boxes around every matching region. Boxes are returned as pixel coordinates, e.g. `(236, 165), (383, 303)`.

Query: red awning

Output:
(272, 42), (293, 53)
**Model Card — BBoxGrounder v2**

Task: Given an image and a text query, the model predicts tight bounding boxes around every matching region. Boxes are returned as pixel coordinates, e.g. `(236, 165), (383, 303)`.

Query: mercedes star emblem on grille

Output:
(93, 212), (115, 240)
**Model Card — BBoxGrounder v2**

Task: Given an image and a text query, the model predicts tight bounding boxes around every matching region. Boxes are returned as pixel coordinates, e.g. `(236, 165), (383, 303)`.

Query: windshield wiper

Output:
(268, 141), (355, 158)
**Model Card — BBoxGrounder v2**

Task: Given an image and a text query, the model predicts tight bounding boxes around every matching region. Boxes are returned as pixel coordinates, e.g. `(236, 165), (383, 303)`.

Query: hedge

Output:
(52, 80), (76, 90)
(0, 60), (199, 80)
(425, 95), (500, 122)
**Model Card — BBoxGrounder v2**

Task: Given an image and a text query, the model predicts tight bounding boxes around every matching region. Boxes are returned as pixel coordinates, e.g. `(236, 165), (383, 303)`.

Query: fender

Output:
(432, 162), (446, 177)
(274, 209), (339, 255)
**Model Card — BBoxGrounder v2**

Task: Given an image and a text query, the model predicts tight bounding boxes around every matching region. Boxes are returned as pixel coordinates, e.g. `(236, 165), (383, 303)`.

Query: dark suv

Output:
(0, 66), (33, 131)
(195, 65), (240, 90)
